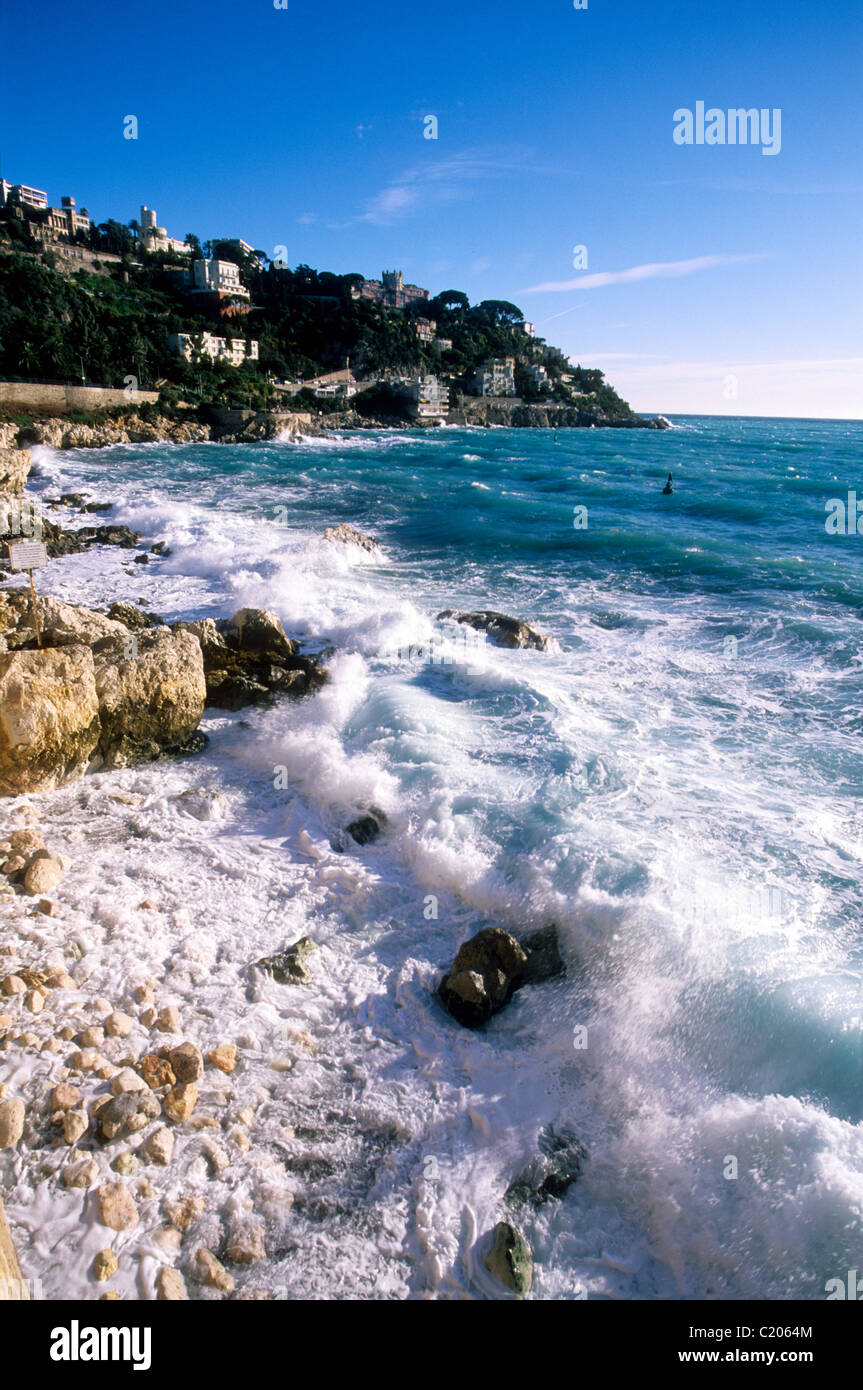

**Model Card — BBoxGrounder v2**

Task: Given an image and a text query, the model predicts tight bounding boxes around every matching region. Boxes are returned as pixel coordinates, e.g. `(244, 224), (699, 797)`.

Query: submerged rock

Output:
(345, 812), (384, 846)
(437, 609), (549, 651)
(505, 1126), (587, 1208)
(484, 1221), (533, 1298)
(255, 936), (317, 985)
(439, 925), (564, 1028)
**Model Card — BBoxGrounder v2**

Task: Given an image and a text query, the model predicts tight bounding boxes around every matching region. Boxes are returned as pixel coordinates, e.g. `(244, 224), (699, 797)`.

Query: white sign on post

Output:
(8, 540), (49, 572)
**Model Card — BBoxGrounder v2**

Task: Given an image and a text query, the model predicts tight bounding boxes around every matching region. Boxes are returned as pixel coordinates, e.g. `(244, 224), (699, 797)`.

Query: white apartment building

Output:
(191, 258), (250, 298)
(405, 375), (450, 421)
(0, 180), (47, 210)
(167, 333), (259, 365)
(473, 356), (517, 397)
(525, 364), (550, 389)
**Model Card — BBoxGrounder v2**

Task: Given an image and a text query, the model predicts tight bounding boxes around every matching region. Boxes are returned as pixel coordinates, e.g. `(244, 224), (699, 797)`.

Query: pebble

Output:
(63, 1157), (99, 1188)
(93, 1249), (118, 1282)
(169, 1041), (203, 1082)
(156, 1266), (187, 1300)
(156, 1006), (180, 1033)
(49, 1084), (80, 1112)
(206, 1044), (237, 1075)
(111, 1068), (147, 1095)
(164, 1082), (197, 1123)
(96, 1182), (139, 1232)
(143, 1126), (174, 1166)
(62, 1110), (89, 1146)
(195, 1248), (235, 1293)
(105, 1011), (134, 1038)
(77, 1026), (105, 1048)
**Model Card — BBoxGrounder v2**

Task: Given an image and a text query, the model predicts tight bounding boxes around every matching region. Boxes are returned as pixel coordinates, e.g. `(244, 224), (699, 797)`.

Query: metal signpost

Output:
(7, 539), (50, 649)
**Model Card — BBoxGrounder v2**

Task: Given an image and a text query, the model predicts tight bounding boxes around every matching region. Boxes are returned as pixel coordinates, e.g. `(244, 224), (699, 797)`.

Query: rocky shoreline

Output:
(0, 444), (575, 1301)
(0, 399), (669, 456)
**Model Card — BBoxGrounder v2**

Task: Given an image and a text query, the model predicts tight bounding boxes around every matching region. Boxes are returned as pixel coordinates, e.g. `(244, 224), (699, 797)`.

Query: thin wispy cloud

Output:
(362, 148), (529, 225)
(521, 254), (762, 295)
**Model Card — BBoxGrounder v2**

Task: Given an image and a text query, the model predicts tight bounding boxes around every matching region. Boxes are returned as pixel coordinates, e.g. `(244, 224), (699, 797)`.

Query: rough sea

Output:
(11, 414), (863, 1300)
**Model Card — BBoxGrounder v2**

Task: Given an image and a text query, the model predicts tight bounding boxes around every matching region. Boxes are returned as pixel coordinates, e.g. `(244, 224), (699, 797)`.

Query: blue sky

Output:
(1, 0), (860, 416)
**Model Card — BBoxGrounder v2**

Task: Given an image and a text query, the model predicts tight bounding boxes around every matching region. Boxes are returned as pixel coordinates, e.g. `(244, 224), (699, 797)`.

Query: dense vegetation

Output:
(0, 209), (634, 416)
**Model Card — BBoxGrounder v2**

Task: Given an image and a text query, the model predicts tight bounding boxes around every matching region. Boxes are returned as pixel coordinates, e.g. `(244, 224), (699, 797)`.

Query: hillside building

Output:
(353, 269), (429, 310)
(139, 205), (189, 257)
(167, 332), (258, 365)
(473, 356), (517, 397)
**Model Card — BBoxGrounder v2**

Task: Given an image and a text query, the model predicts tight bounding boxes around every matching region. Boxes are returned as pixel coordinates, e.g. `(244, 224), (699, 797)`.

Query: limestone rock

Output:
(0, 447), (31, 495)
(156, 1266), (187, 1300)
(63, 1157), (98, 1188)
(0, 1097), (25, 1148)
(206, 1044), (237, 1075)
(111, 1068), (147, 1095)
(93, 1249), (118, 1282)
(323, 523), (379, 553)
(484, 1221), (533, 1297)
(62, 1109), (89, 1145)
(49, 1084), (80, 1112)
(104, 1011), (134, 1038)
(437, 609), (549, 651)
(226, 1219), (266, 1264)
(91, 628), (206, 770)
(163, 1195), (203, 1230)
(155, 1006), (180, 1034)
(95, 1182), (138, 1232)
(143, 1126), (174, 1166)
(0, 645), (100, 796)
(163, 1082), (197, 1123)
(505, 1126), (587, 1208)
(195, 1247), (235, 1293)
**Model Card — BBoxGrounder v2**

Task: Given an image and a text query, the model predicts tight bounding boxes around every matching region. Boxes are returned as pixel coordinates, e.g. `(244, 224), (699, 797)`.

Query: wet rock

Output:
(439, 925), (565, 1028)
(163, 1082), (198, 1123)
(106, 602), (163, 632)
(345, 813), (384, 846)
(505, 1126), (587, 1208)
(173, 608), (327, 712)
(169, 1042), (203, 1083)
(226, 1219), (266, 1264)
(206, 1044), (237, 1075)
(437, 609), (549, 651)
(23, 851), (64, 896)
(96, 1182), (139, 1232)
(0, 645), (101, 797)
(138, 1053), (176, 1090)
(156, 1266), (187, 1301)
(49, 1084), (80, 1113)
(63, 1157), (98, 1188)
(195, 1247), (235, 1293)
(484, 1221), (533, 1298)
(254, 936), (316, 985)
(438, 928), (528, 1028)
(99, 1089), (160, 1140)
(111, 1068), (148, 1095)
(323, 523), (380, 553)
(0, 1097), (25, 1148)
(93, 1249), (118, 1282)
(143, 1126), (175, 1166)
(155, 1006), (180, 1034)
